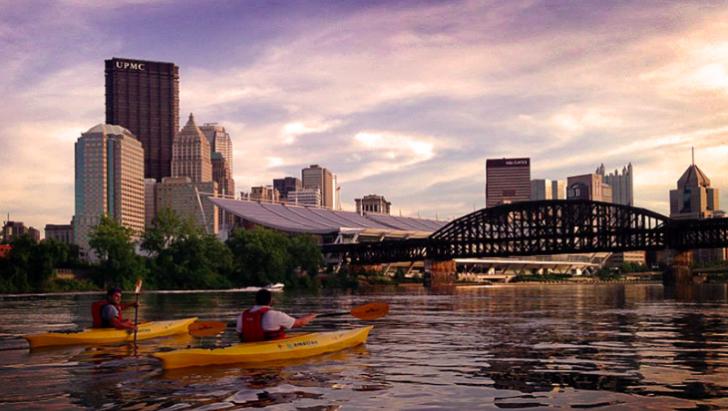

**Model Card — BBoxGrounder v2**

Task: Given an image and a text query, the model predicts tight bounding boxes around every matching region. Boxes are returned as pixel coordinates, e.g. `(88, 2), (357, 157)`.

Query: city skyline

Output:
(2, 1), (728, 231)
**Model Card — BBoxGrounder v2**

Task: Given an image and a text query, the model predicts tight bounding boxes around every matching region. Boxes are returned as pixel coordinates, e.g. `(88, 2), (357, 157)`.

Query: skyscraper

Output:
(105, 57), (179, 181)
(485, 158), (531, 208)
(566, 173), (612, 202)
(273, 177), (302, 201)
(74, 124), (145, 258)
(172, 114), (212, 183)
(530, 179), (565, 200)
(302, 164), (334, 209)
(199, 123), (233, 172)
(596, 163), (633, 206)
(669, 161), (720, 220)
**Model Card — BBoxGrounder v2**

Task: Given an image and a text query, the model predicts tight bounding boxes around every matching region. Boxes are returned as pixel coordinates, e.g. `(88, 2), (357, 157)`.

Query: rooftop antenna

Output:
(691, 146), (695, 166)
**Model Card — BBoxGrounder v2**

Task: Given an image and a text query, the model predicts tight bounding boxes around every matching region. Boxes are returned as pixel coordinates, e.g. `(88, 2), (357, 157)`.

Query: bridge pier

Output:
(424, 260), (456, 289)
(663, 250), (693, 287)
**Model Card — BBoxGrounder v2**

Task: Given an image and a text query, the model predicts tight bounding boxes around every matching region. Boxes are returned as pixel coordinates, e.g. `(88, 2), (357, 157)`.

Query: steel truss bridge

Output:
(322, 200), (728, 264)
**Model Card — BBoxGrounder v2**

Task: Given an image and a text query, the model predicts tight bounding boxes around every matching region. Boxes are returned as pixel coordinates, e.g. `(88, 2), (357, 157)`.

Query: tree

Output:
(88, 215), (147, 289)
(141, 208), (199, 255)
(152, 233), (233, 289)
(226, 227), (290, 286)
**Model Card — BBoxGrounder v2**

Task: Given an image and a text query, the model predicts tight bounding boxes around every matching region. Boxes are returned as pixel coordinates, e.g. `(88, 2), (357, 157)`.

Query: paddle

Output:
(188, 302), (389, 337)
(132, 278), (142, 347)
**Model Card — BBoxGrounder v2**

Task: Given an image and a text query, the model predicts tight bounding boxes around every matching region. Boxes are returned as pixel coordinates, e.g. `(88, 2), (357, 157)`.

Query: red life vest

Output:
(91, 300), (124, 328)
(241, 307), (286, 342)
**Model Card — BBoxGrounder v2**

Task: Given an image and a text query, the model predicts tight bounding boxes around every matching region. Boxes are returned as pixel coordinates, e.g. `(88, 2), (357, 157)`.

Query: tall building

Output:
(530, 179), (565, 200)
(273, 177), (302, 201)
(302, 164), (334, 209)
(199, 123), (233, 172)
(566, 173), (612, 202)
(287, 188), (321, 207)
(485, 158), (531, 208)
(356, 195), (391, 215)
(249, 186), (280, 203)
(597, 163), (633, 206)
(156, 177), (218, 234)
(211, 153), (235, 197)
(669, 161), (720, 220)
(171, 114), (212, 183)
(74, 124), (145, 258)
(105, 57), (179, 181)
(45, 223), (73, 244)
(144, 178), (157, 228)
(2, 221), (39, 243)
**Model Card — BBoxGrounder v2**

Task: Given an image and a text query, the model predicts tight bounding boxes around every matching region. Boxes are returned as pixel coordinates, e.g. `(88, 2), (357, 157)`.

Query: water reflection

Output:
(0, 284), (727, 409)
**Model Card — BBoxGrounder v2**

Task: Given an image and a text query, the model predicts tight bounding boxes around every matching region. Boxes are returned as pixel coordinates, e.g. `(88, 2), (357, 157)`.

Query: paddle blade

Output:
(188, 321), (227, 337)
(134, 278), (143, 294)
(350, 302), (389, 320)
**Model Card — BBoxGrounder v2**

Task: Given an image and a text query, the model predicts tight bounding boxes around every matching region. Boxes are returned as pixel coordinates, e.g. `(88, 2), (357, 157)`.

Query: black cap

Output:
(107, 287), (122, 296)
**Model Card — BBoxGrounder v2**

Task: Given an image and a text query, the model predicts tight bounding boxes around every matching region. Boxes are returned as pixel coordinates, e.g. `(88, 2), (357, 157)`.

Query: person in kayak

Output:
(91, 287), (138, 330)
(236, 289), (316, 342)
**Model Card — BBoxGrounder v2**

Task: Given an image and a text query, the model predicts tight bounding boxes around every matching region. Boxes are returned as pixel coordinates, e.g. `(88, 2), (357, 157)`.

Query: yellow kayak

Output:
(25, 317), (198, 348)
(153, 325), (373, 369)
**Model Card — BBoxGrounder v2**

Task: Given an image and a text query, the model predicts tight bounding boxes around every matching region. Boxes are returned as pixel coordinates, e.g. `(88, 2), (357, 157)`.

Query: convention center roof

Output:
(210, 198), (446, 237)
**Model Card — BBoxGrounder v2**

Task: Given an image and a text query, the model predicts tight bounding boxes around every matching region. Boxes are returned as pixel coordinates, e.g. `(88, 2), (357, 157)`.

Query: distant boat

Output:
(229, 283), (285, 293)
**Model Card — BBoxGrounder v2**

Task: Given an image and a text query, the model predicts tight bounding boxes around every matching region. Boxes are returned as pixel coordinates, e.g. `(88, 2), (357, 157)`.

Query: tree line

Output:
(0, 208), (324, 293)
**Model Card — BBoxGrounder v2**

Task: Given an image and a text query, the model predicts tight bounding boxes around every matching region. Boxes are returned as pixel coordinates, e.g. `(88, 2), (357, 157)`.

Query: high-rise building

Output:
(287, 188), (321, 207)
(302, 164), (334, 209)
(45, 223), (73, 244)
(211, 153), (235, 197)
(249, 186), (280, 203)
(144, 178), (157, 228)
(597, 163), (633, 206)
(355, 195), (391, 215)
(156, 177), (218, 234)
(172, 114), (212, 183)
(105, 58), (179, 181)
(74, 124), (145, 258)
(669, 161), (720, 220)
(530, 179), (564, 200)
(273, 177), (302, 201)
(2, 221), (39, 243)
(566, 173), (612, 202)
(199, 123), (233, 172)
(485, 158), (530, 208)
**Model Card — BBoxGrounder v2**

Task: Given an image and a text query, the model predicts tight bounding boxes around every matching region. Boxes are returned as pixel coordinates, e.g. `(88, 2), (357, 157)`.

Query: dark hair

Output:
(255, 289), (272, 305)
(107, 287), (122, 296)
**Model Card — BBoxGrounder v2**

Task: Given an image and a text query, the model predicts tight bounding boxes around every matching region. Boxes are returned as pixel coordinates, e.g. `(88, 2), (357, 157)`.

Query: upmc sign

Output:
(115, 61), (145, 71)
(487, 158), (530, 168)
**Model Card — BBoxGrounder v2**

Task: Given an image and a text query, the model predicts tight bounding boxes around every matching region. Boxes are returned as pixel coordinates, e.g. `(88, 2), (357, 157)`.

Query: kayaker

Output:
(236, 289), (316, 342)
(91, 287), (138, 330)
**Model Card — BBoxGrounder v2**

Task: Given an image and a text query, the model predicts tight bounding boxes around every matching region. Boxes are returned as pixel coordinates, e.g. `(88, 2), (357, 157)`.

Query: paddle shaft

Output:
(132, 290), (140, 345)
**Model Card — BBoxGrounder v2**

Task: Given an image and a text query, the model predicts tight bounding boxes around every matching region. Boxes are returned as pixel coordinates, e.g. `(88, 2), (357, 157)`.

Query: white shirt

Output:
(236, 305), (296, 334)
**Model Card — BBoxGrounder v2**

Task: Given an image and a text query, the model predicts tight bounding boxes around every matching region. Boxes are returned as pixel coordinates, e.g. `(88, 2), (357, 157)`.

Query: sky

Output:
(1, 0), (727, 231)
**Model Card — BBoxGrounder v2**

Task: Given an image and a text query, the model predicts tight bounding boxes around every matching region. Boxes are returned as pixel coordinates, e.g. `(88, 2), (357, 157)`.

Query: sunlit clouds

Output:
(1, 0), (728, 230)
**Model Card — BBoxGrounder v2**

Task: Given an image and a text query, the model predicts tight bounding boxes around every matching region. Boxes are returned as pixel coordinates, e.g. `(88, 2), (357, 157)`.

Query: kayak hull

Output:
(153, 325), (373, 369)
(25, 317), (198, 348)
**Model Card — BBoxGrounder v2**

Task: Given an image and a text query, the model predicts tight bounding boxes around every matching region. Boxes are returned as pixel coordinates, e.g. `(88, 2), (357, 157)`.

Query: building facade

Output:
(302, 164), (334, 209)
(486, 158), (531, 208)
(669, 163), (720, 220)
(597, 163), (634, 206)
(2, 221), (39, 243)
(530, 179), (566, 200)
(156, 177), (218, 234)
(45, 224), (73, 244)
(199, 123), (233, 172)
(249, 186), (280, 203)
(273, 177), (302, 201)
(74, 124), (145, 258)
(172, 114), (212, 183)
(105, 58), (179, 181)
(287, 188), (321, 207)
(566, 173), (612, 202)
(144, 178), (157, 228)
(355, 194), (391, 215)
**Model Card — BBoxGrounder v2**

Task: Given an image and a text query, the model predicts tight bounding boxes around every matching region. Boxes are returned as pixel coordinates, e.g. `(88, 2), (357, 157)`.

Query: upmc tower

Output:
(485, 157), (531, 208)
(105, 57), (180, 181)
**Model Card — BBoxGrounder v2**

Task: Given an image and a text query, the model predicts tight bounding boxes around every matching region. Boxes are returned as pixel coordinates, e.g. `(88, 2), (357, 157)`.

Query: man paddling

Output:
(91, 287), (138, 330)
(236, 289), (315, 342)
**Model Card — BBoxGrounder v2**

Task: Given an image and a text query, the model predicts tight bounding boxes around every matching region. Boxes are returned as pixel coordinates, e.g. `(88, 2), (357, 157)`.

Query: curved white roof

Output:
(210, 198), (446, 237)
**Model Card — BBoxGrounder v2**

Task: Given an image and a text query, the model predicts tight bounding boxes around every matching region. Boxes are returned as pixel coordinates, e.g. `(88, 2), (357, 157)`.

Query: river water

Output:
(1, 283), (727, 410)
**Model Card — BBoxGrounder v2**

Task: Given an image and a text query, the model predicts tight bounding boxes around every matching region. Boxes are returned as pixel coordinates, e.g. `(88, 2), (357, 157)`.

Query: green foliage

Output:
(226, 227), (323, 287)
(141, 208), (199, 255)
(88, 215), (148, 289)
(150, 232), (233, 289)
(0, 236), (81, 292)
